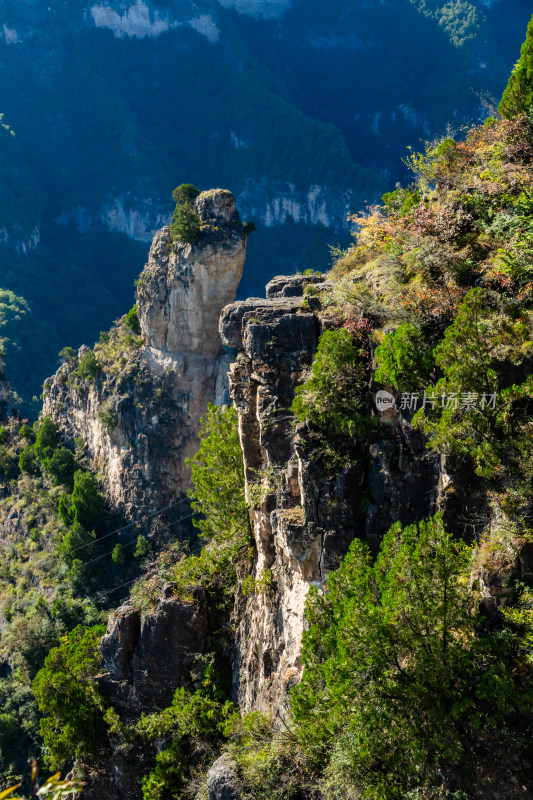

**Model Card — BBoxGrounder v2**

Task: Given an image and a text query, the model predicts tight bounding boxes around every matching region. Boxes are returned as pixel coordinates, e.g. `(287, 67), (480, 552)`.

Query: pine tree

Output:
(499, 14), (533, 118)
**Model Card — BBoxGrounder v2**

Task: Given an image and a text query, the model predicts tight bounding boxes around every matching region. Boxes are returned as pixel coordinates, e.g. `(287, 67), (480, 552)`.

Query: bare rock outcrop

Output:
(220, 277), (360, 714)
(99, 591), (209, 713)
(220, 275), (449, 716)
(207, 755), (241, 800)
(43, 189), (247, 518)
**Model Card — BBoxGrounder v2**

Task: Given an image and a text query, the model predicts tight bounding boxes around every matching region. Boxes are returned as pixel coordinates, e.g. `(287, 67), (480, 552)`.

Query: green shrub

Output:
(18, 423), (35, 442)
(170, 203), (202, 244)
(291, 514), (533, 799)
(134, 535), (151, 558)
(224, 711), (309, 800)
(136, 687), (234, 800)
(59, 470), (103, 531)
(33, 625), (108, 769)
(44, 447), (77, 487)
(111, 543), (125, 565)
(125, 304), (141, 335)
(97, 406), (118, 432)
(170, 184), (202, 244)
(141, 743), (186, 800)
(19, 445), (39, 476)
(292, 329), (369, 437)
(182, 404), (252, 596)
(0, 428), (8, 445)
(374, 323), (434, 392)
(34, 416), (59, 456)
(58, 346), (77, 366)
(60, 522), (96, 566)
(75, 350), (100, 382)
(171, 183), (200, 206)
(499, 13), (533, 118)
(382, 185), (421, 215)
(413, 288), (533, 481)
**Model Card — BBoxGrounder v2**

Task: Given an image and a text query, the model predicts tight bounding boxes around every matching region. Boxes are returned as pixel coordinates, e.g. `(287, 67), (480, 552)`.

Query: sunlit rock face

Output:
(43, 189), (247, 519)
(137, 190), (247, 358)
(90, 1), (220, 41)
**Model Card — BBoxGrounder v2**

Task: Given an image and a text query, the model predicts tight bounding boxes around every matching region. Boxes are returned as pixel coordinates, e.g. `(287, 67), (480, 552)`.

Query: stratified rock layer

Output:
(220, 277), (355, 714)
(43, 189), (247, 518)
(220, 275), (446, 715)
(138, 190), (246, 357)
(99, 591), (209, 712)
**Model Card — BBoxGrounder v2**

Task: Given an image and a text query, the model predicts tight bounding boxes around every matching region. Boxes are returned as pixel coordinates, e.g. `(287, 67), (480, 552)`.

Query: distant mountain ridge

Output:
(0, 0), (530, 412)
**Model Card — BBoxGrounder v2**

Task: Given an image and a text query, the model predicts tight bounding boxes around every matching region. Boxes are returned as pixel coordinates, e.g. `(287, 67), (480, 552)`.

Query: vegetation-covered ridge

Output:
(3, 17), (533, 800)
(31, 108), (533, 799)
(0, 408), (178, 791)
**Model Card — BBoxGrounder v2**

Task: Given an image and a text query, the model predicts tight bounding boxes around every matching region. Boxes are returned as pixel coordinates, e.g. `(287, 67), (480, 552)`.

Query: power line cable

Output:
(94, 530), (209, 600)
(71, 496), (190, 554)
(82, 511), (197, 567)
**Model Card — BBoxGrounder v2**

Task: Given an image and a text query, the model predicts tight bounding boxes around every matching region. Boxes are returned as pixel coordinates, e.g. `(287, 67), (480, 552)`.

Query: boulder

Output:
(207, 755), (241, 800)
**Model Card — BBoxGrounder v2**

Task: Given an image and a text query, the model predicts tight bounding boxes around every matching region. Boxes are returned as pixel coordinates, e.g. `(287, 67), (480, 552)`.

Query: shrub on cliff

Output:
(18, 445), (39, 476)
(170, 183), (202, 245)
(500, 13), (533, 118)
(137, 687), (234, 800)
(291, 514), (533, 798)
(125, 303), (141, 335)
(58, 346), (77, 366)
(19, 416), (68, 478)
(44, 446), (77, 488)
(171, 183), (200, 206)
(181, 404), (252, 596)
(34, 416), (59, 456)
(292, 328), (369, 437)
(58, 470), (103, 531)
(75, 349), (99, 382)
(60, 522), (96, 566)
(413, 288), (533, 482)
(374, 322), (434, 392)
(33, 625), (108, 769)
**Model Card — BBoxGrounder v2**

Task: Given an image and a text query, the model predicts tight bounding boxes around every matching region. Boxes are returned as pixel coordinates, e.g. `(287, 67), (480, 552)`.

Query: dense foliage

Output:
(374, 322), (434, 391)
(292, 329), (369, 437)
(136, 687), (234, 800)
(500, 13), (533, 118)
(0, 415), (155, 785)
(33, 625), (107, 769)
(291, 515), (533, 798)
(177, 404), (252, 597)
(170, 184), (202, 245)
(413, 288), (533, 482)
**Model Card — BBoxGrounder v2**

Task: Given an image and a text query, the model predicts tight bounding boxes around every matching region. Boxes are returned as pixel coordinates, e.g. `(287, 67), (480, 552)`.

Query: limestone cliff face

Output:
(219, 277), (353, 714)
(0, 0), (222, 44)
(43, 189), (246, 519)
(137, 190), (246, 358)
(219, 276), (450, 716)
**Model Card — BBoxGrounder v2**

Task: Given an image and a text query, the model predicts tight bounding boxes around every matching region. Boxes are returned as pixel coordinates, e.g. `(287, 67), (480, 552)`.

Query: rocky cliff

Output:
(89, 271), (493, 728)
(218, 275), (448, 716)
(43, 189), (247, 519)
(71, 261), (533, 799)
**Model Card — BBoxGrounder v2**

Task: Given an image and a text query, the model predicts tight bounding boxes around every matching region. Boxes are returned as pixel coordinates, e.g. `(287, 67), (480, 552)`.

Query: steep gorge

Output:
(51, 101), (533, 800)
